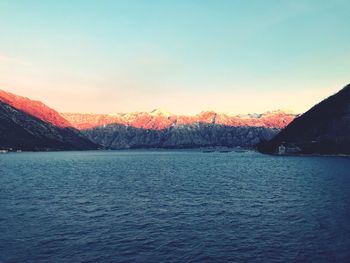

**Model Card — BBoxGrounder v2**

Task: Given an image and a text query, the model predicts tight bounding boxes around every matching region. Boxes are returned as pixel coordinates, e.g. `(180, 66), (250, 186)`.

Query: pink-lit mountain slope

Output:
(62, 109), (297, 130)
(0, 90), (71, 128)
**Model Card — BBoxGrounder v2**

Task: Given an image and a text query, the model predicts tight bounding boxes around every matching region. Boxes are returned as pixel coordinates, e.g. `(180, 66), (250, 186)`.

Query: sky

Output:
(0, 0), (349, 115)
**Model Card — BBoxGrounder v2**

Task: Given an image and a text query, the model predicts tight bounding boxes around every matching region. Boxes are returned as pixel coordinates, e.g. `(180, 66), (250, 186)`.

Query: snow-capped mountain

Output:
(61, 110), (296, 130)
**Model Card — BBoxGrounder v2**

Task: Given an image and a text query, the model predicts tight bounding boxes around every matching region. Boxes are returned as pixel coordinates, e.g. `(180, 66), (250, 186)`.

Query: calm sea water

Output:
(0, 150), (350, 263)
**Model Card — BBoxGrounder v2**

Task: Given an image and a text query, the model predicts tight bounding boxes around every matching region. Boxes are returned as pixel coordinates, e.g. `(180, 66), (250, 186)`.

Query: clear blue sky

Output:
(0, 0), (349, 114)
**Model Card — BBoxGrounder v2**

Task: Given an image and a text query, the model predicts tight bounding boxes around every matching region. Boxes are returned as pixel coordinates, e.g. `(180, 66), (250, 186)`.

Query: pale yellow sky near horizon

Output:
(0, 79), (345, 116)
(0, 51), (347, 115)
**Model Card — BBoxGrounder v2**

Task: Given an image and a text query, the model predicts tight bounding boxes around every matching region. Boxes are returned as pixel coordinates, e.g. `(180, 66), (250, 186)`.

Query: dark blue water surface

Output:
(1, 150), (350, 262)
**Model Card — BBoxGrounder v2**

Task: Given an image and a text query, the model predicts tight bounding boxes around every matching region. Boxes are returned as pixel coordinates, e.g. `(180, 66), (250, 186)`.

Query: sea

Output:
(0, 150), (350, 262)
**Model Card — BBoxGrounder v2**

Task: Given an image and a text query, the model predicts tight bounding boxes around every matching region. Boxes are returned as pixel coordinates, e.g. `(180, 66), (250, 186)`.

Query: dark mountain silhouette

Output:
(0, 101), (99, 151)
(83, 123), (279, 149)
(258, 84), (350, 155)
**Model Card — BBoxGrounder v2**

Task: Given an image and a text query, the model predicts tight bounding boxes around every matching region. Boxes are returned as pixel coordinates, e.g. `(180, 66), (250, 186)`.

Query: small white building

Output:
(277, 145), (286, 155)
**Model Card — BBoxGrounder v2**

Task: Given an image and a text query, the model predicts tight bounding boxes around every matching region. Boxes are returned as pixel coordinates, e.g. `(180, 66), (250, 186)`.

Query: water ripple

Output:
(0, 150), (350, 262)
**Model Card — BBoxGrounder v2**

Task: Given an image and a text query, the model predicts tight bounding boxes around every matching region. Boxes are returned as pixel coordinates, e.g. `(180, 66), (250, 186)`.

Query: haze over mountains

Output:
(0, 89), (296, 151)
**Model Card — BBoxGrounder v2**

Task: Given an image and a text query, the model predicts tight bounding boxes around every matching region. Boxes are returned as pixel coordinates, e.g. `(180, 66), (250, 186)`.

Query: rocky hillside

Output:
(0, 101), (99, 151)
(62, 109), (296, 130)
(258, 84), (350, 155)
(63, 108), (295, 150)
(0, 89), (71, 128)
(83, 123), (279, 149)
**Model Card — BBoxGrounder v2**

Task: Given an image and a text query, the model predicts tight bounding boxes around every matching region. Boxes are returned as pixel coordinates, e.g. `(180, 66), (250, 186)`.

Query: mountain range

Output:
(4, 83), (350, 154)
(82, 123), (281, 149)
(0, 89), (296, 151)
(61, 110), (295, 130)
(61, 110), (296, 149)
(5, 84), (350, 154)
